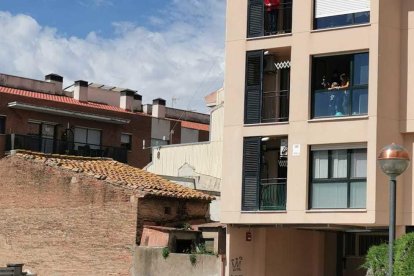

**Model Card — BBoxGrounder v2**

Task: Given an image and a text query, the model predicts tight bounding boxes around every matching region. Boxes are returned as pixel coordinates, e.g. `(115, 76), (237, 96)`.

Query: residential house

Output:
(222, 0), (414, 275)
(0, 73), (209, 168)
(145, 88), (224, 221)
(0, 150), (212, 275)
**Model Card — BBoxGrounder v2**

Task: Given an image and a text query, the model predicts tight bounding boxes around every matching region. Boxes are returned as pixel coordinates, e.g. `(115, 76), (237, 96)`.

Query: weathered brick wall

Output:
(0, 156), (138, 275)
(136, 198), (210, 244)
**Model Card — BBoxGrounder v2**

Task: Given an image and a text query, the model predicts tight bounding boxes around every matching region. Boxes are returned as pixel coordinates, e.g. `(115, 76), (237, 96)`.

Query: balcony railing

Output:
(260, 178), (287, 210)
(263, 2), (292, 36)
(312, 86), (368, 118)
(6, 134), (127, 163)
(262, 89), (289, 123)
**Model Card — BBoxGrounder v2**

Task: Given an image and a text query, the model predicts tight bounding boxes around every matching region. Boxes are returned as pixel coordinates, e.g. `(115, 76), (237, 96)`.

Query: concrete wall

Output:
(0, 155), (137, 275)
(132, 246), (223, 276)
(226, 226), (336, 276)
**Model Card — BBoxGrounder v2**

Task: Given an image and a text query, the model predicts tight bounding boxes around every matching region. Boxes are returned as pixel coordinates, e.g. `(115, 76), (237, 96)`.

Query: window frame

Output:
(73, 126), (102, 148)
(312, 0), (370, 30)
(309, 148), (367, 209)
(311, 52), (369, 119)
(121, 133), (132, 151)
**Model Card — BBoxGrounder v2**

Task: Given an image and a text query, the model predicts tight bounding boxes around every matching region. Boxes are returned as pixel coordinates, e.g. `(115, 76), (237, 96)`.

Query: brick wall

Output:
(136, 198), (210, 244)
(0, 92), (152, 168)
(0, 156), (138, 275)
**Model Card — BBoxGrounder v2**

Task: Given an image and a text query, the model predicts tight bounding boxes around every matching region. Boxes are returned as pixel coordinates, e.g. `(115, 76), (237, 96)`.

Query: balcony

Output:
(6, 134), (128, 163)
(312, 86), (368, 118)
(262, 89), (290, 123)
(260, 177), (287, 210)
(247, 0), (293, 38)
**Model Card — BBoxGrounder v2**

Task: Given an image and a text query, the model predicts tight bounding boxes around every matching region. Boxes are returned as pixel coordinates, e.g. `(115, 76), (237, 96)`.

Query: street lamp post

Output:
(378, 143), (410, 276)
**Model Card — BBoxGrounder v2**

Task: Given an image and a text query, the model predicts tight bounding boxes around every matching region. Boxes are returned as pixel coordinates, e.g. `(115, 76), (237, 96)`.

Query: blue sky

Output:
(0, 0), (225, 112)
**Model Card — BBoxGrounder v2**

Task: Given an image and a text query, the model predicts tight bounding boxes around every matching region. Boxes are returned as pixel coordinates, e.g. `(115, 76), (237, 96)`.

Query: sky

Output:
(0, 0), (226, 113)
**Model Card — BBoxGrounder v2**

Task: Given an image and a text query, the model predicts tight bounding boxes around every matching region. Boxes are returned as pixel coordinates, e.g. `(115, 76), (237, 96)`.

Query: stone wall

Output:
(136, 197), (210, 244)
(0, 156), (138, 275)
(132, 246), (223, 276)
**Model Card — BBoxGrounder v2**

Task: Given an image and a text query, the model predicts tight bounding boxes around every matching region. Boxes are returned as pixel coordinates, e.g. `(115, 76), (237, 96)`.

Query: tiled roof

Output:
(181, 120), (209, 131)
(0, 86), (210, 131)
(13, 150), (213, 201)
(0, 86), (133, 114)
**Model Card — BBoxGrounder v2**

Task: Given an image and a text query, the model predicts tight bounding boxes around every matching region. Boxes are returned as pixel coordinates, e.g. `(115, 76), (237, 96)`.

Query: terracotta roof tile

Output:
(181, 120), (209, 131)
(13, 150), (213, 201)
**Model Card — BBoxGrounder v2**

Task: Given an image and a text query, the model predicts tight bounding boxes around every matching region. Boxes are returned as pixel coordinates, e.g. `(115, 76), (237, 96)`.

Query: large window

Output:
(74, 127), (101, 150)
(312, 52), (369, 118)
(247, 0), (292, 38)
(121, 133), (132, 150)
(314, 0), (370, 29)
(245, 50), (290, 124)
(242, 136), (288, 211)
(310, 148), (367, 209)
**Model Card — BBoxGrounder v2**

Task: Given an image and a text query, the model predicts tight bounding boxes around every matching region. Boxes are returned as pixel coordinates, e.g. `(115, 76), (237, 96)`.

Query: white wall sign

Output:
(292, 144), (301, 156)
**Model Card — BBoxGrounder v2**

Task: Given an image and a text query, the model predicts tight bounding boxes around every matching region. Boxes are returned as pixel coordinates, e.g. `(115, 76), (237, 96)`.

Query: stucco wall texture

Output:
(0, 156), (138, 275)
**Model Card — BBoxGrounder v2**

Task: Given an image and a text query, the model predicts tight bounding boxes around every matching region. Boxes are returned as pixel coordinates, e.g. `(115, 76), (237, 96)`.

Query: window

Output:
(0, 116), (5, 134)
(245, 50), (290, 124)
(74, 127), (101, 150)
(310, 148), (367, 209)
(314, 0), (370, 29)
(247, 0), (292, 38)
(242, 136), (288, 211)
(121, 133), (132, 150)
(312, 52), (369, 118)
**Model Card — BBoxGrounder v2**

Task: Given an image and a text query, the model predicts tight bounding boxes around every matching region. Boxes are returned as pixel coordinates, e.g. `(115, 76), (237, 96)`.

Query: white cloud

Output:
(0, 0), (225, 112)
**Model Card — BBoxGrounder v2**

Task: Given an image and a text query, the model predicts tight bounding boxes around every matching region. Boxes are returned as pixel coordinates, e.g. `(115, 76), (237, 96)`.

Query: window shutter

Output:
(242, 137), (261, 211)
(245, 50), (263, 124)
(315, 0), (370, 19)
(247, 0), (264, 38)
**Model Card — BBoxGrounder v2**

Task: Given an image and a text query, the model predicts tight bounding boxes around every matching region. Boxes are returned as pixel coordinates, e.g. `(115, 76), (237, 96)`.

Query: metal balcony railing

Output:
(6, 134), (127, 163)
(260, 177), (287, 210)
(261, 89), (289, 123)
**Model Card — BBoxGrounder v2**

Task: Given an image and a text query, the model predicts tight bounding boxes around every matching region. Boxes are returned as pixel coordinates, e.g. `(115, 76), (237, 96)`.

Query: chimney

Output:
(133, 92), (142, 112)
(73, 80), (88, 102)
(120, 89), (135, 111)
(45, 73), (63, 94)
(152, 98), (166, 118)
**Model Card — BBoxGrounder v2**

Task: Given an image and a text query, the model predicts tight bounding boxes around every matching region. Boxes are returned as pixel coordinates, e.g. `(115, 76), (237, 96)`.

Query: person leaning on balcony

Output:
(264, 0), (281, 35)
(328, 73), (350, 115)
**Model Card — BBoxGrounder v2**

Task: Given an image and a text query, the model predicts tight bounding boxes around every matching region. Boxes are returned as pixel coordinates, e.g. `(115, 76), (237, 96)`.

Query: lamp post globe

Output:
(377, 143), (410, 276)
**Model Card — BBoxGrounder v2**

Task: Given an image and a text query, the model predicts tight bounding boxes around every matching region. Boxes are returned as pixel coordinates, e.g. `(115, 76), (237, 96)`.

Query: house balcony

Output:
(260, 177), (287, 210)
(5, 134), (128, 163)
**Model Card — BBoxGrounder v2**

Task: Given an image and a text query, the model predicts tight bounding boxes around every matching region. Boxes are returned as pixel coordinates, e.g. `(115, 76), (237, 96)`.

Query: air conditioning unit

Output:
(263, 54), (277, 74)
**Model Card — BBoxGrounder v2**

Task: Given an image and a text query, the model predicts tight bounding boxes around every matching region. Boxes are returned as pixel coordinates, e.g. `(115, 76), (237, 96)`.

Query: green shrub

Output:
(394, 233), (414, 275)
(363, 243), (388, 276)
(162, 247), (170, 259)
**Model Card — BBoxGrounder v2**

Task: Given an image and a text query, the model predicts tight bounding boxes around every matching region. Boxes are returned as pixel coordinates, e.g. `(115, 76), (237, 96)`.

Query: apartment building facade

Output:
(0, 73), (209, 168)
(222, 0), (414, 275)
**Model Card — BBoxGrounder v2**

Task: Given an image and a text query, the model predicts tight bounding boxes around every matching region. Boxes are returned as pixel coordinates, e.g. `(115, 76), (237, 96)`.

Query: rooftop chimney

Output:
(152, 98), (166, 118)
(45, 73), (63, 94)
(73, 80), (88, 102)
(133, 93), (142, 112)
(120, 89), (135, 111)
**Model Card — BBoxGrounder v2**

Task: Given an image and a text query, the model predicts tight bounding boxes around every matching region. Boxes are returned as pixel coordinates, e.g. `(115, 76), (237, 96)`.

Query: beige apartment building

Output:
(222, 0), (414, 275)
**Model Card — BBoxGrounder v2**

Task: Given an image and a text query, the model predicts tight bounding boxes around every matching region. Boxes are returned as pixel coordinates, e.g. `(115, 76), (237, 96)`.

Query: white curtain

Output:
(312, 182), (348, 208)
(351, 150), (367, 177)
(315, 0), (370, 19)
(350, 182), (366, 208)
(313, 151), (328, 178)
(331, 150), (347, 178)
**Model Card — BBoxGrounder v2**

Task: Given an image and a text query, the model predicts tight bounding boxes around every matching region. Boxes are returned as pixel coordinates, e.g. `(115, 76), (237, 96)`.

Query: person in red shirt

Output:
(264, 0), (281, 34)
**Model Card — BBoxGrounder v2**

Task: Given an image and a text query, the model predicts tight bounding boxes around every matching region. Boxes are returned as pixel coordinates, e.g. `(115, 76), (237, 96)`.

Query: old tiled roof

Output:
(0, 86), (132, 114)
(181, 120), (209, 131)
(13, 150), (213, 201)
(0, 86), (210, 131)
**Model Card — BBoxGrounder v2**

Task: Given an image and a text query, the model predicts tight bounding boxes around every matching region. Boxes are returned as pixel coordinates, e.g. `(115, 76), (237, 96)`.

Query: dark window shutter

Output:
(242, 137), (261, 211)
(245, 50), (263, 124)
(247, 0), (264, 38)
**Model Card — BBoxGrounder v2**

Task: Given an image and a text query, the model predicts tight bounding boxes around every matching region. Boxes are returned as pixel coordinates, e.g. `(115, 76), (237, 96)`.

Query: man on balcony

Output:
(264, 0), (280, 35)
